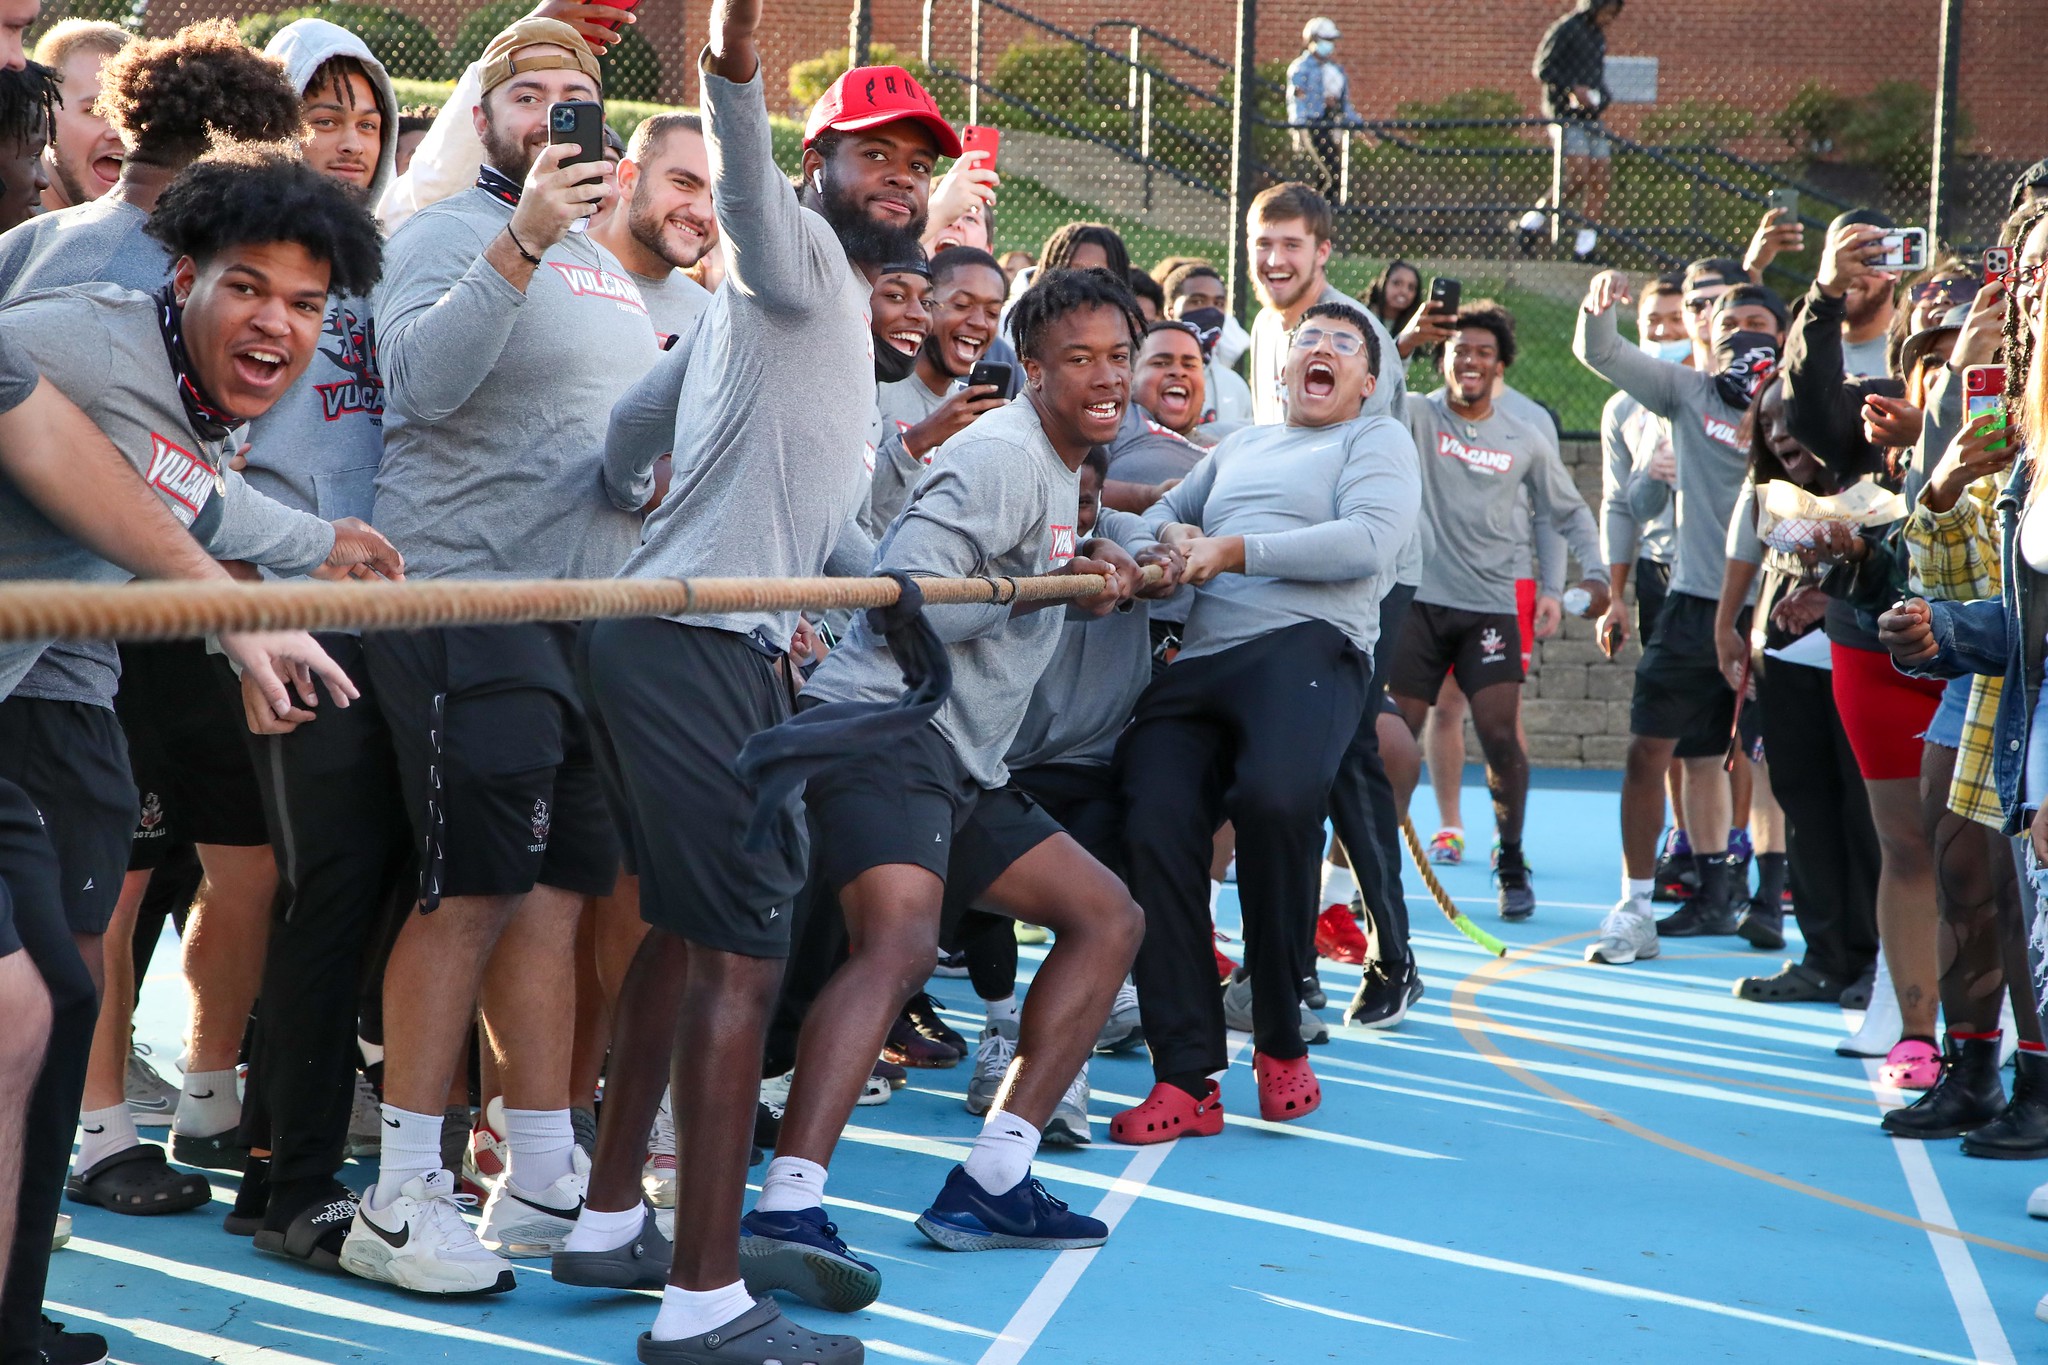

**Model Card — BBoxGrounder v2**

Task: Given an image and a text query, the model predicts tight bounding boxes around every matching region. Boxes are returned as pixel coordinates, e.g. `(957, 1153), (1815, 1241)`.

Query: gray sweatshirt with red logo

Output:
(802, 397), (1158, 788)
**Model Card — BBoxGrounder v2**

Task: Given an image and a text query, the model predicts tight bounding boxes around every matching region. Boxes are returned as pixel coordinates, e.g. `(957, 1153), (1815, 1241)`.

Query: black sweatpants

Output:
(1755, 657), (1880, 981)
(1326, 583), (1416, 970)
(1120, 621), (1367, 1080)
(238, 636), (413, 1185)
(0, 778), (97, 1362)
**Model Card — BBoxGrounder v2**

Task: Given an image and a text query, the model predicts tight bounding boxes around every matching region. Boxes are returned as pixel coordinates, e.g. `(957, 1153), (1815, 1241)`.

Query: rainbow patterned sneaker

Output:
(1427, 829), (1464, 865)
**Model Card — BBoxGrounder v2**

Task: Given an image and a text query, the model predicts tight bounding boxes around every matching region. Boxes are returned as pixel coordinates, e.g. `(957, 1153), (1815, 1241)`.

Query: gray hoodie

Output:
(243, 20), (400, 531)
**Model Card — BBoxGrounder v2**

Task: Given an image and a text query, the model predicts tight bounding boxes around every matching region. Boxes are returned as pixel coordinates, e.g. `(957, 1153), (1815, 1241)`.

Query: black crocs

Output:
(170, 1127), (248, 1172)
(1734, 961), (1845, 1003)
(66, 1144), (210, 1215)
(252, 1179), (358, 1270)
(636, 1298), (863, 1364)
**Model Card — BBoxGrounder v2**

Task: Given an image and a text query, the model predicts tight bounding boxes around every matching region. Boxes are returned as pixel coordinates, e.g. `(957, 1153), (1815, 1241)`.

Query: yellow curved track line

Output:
(1449, 933), (2048, 1265)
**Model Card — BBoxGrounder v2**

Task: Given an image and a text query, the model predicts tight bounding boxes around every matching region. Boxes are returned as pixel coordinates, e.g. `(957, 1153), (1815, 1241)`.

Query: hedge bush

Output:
(787, 43), (963, 125)
(236, 5), (447, 81)
(448, 0), (662, 103)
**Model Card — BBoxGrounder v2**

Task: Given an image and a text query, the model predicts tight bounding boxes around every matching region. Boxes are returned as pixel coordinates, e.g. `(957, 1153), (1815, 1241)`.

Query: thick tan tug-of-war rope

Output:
(0, 570), (1155, 643)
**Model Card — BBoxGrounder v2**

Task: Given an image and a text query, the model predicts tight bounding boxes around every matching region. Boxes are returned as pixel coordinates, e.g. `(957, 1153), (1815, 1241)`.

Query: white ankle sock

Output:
(173, 1068), (240, 1137)
(1624, 877), (1654, 905)
(754, 1155), (827, 1213)
(652, 1281), (757, 1342)
(76, 1102), (137, 1173)
(371, 1104), (444, 1208)
(962, 1109), (1039, 1196)
(563, 1201), (645, 1253)
(984, 994), (1020, 1030)
(1319, 863), (1356, 907)
(502, 1106), (575, 1191)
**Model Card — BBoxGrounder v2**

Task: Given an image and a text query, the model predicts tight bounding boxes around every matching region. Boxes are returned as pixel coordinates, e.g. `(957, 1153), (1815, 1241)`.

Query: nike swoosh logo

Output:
(365, 1213), (410, 1249)
(128, 1096), (172, 1111)
(83, 1125), (104, 1134)
(510, 1191), (584, 1220)
(382, 1117), (401, 1128)
(189, 1090), (214, 1100)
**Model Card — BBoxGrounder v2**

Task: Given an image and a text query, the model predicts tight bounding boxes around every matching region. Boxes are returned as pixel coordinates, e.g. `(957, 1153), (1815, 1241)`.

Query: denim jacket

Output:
(1287, 52), (1357, 127)
(1915, 456), (2048, 833)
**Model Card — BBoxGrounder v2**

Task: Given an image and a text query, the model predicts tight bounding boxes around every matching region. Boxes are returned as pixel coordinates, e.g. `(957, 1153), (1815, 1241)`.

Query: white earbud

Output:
(811, 170), (824, 194)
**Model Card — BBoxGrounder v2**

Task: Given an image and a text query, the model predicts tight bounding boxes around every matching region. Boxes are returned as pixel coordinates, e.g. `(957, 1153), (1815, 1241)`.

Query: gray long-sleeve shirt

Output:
(1249, 282), (1405, 427)
(0, 287), (336, 704)
(863, 372), (949, 541)
(0, 197), (168, 301)
(1404, 391), (1603, 614)
(802, 398), (1158, 788)
(1575, 304), (1752, 603)
(1006, 601), (1153, 771)
(372, 184), (659, 581)
(1145, 413), (1421, 663)
(605, 68), (874, 652)
(1599, 390), (1677, 568)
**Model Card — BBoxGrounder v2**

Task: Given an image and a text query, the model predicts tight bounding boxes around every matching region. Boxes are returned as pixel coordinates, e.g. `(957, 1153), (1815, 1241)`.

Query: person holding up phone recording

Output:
(341, 16), (660, 1296)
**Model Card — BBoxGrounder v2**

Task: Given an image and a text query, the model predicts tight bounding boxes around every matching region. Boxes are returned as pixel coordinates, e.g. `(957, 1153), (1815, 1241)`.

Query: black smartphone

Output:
(1767, 186), (1799, 219)
(1428, 277), (1461, 316)
(967, 361), (1013, 395)
(548, 100), (605, 166)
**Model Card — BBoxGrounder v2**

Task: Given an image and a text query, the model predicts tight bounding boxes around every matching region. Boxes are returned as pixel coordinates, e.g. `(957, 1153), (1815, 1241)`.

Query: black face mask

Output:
(1179, 306), (1225, 360)
(1712, 330), (1779, 410)
(873, 333), (918, 384)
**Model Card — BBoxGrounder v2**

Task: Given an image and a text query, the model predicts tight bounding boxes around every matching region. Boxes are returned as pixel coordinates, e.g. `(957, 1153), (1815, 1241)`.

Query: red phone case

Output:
(961, 125), (1000, 166)
(1964, 365), (2004, 398)
(588, 0), (636, 32)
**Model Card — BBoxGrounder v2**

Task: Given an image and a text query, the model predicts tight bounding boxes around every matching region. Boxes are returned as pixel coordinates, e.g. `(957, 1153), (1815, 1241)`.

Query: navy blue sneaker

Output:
(915, 1165), (1108, 1252)
(737, 1206), (881, 1313)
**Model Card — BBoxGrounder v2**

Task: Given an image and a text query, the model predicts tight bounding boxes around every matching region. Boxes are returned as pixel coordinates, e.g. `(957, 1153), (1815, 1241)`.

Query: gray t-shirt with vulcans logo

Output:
(803, 398), (1158, 789)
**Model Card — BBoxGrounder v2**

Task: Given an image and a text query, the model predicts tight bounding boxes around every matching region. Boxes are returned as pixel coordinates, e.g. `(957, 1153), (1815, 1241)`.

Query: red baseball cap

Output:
(804, 65), (963, 159)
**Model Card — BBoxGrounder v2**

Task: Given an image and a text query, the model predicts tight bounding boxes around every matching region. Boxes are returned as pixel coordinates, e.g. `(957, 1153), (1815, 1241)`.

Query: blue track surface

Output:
(48, 774), (2048, 1362)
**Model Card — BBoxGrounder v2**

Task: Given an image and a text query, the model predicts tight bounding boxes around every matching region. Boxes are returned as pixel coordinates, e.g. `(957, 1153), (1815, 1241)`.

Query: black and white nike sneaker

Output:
(338, 1169), (514, 1295)
(478, 1146), (588, 1257)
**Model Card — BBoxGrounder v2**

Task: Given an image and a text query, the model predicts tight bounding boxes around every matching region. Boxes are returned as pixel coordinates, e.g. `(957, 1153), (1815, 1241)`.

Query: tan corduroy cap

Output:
(478, 18), (602, 97)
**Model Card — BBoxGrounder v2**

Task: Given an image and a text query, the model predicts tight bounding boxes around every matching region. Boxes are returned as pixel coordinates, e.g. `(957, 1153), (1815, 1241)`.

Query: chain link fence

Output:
(30, 0), (2044, 434)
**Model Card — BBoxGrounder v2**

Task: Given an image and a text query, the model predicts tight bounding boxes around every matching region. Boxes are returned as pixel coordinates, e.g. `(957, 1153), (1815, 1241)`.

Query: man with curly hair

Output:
(0, 138), (394, 1364)
(0, 59), (53, 232)
(0, 17), (302, 296)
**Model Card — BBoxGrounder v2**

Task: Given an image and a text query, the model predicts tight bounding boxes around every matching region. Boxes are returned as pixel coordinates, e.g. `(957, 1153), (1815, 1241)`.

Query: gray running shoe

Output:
(1043, 1063), (1091, 1146)
(1093, 979), (1143, 1053)
(345, 1074), (382, 1158)
(965, 1021), (1017, 1116)
(570, 1107), (598, 1158)
(125, 1044), (178, 1128)
(1222, 972), (1327, 1045)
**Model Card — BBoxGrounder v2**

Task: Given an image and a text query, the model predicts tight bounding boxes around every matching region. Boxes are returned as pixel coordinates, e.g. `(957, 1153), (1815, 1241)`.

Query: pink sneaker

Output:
(1880, 1038), (1942, 1090)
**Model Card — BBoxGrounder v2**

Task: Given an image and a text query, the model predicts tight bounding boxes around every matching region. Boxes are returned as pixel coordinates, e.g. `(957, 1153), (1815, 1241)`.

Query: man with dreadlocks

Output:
(0, 59), (54, 231)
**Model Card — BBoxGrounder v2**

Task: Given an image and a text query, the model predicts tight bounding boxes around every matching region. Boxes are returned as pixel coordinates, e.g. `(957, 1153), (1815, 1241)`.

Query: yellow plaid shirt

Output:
(1904, 474), (2004, 828)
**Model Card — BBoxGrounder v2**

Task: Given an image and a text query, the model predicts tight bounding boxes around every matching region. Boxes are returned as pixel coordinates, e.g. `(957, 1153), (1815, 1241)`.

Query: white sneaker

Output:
(1585, 899), (1659, 964)
(51, 1212), (70, 1251)
(2028, 1179), (2048, 1220)
(125, 1043), (179, 1128)
(966, 1022), (1018, 1116)
(858, 1070), (892, 1106)
(642, 1087), (677, 1210)
(1517, 207), (1547, 233)
(340, 1169), (514, 1295)
(1836, 954), (1899, 1058)
(1094, 978), (1143, 1053)
(479, 1146), (588, 1258)
(1573, 227), (1598, 258)
(1044, 1063), (1091, 1146)
(345, 1074), (382, 1158)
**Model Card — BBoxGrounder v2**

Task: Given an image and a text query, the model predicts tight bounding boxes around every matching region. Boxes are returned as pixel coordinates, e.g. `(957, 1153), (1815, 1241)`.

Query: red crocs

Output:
(1314, 905), (1369, 964)
(1109, 1080), (1226, 1146)
(1254, 1052), (1322, 1122)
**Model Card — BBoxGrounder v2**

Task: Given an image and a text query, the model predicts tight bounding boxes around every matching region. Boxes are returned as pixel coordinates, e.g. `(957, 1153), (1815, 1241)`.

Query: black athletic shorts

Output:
(365, 622), (618, 905)
(0, 697), (135, 934)
(580, 617), (806, 959)
(115, 641), (269, 869)
(1631, 592), (1752, 759)
(806, 718), (1063, 908)
(1388, 601), (1525, 705)
(1634, 557), (1672, 645)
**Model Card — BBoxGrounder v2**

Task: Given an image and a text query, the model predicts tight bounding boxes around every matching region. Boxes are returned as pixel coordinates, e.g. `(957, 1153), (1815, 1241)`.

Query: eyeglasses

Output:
(1291, 326), (1364, 355)
(2016, 261), (2047, 291)
(1683, 295), (1719, 314)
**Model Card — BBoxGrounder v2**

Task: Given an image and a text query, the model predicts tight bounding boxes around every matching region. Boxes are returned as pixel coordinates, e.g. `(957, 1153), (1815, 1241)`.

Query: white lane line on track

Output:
(970, 1039), (1251, 1364)
(1233, 1286), (1460, 1339)
(1848, 1017), (2016, 1365)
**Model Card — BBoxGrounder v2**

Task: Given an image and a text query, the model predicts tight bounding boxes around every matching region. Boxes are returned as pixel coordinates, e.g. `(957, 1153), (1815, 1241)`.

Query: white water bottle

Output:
(1562, 586), (1593, 617)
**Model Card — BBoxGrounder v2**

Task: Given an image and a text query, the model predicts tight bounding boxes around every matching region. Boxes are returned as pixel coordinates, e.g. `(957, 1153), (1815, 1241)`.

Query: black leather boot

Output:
(1882, 1035), (2005, 1139)
(1962, 1050), (2048, 1158)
